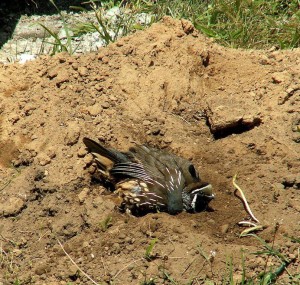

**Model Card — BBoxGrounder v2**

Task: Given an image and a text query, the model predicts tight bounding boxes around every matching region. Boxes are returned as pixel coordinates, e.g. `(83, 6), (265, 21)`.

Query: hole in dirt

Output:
(69, 274), (79, 282)
(282, 181), (300, 190)
(208, 118), (262, 140)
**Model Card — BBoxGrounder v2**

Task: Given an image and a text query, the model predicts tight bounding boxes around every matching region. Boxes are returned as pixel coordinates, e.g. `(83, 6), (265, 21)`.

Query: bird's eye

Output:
(188, 164), (199, 179)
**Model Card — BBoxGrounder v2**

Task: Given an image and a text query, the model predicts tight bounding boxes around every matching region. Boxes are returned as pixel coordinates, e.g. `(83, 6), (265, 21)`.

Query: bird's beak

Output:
(191, 184), (214, 200)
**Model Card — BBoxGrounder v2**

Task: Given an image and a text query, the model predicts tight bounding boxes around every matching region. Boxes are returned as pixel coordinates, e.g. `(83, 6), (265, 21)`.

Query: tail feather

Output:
(83, 137), (128, 170)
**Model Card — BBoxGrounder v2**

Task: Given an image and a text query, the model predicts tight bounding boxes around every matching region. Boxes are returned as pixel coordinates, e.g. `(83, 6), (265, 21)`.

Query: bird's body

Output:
(83, 137), (214, 215)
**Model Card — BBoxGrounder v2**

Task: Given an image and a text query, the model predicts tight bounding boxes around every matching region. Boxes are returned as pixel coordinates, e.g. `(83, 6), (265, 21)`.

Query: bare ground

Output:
(0, 17), (299, 285)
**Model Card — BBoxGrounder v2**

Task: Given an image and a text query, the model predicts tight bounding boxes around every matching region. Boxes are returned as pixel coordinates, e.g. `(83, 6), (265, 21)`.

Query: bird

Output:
(83, 137), (214, 215)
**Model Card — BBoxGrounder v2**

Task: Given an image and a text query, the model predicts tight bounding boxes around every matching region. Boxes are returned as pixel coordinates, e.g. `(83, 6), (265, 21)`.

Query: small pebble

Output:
(1, 197), (25, 217)
(78, 187), (90, 203)
(65, 122), (81, 146)
(220, 224), (229, 234)
(102, 102), (110, 109)
(77, 147), (88, 157)
(78, 66), (88, 76)
(37, 153), (51, 166)
(87, 104), (102, 116)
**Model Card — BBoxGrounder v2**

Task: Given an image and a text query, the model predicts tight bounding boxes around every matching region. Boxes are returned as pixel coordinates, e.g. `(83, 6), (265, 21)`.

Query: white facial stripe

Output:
(191, 194), (197, 209)
(191, 188), (203, 194)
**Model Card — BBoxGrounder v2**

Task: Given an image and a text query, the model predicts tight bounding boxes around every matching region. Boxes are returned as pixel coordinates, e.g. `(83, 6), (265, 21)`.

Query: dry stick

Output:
(233, 174), (260, 223)
(233, 175), (264, 236)
(167, 237), (176, 255)
(238, 221), (257, 227)
(113, 255), (184, 281)
(181, 256), (197, 275)
(113, 258), (144, 280)
(101, 256), (108, 277)
(38, 230), (51, 241)
(57, 238), (100, 285)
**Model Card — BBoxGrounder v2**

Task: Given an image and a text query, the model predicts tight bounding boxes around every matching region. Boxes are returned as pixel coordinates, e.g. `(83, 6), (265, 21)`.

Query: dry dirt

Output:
(0, 17), (299, 285)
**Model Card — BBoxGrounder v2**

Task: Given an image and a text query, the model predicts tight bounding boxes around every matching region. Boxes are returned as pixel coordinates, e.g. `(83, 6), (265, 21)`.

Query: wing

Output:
(110, 162), (153, 183)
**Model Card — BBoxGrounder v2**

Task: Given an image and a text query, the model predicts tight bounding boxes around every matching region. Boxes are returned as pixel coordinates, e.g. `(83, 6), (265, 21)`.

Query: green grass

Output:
(126, 0), (300, 49)
(144, 238), (158, 261)
(220, 231), (300, 285)
(99, 215), (113, 231)
(40, 0), (300, 55)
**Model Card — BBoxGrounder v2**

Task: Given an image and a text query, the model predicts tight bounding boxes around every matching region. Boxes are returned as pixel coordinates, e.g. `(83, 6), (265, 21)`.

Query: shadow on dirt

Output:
(0, 0), (89, 48)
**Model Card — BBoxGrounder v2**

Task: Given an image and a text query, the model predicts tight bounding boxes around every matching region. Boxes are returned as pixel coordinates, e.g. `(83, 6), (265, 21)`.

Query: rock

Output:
(288, 201), (300, 212)
(259, 55), (272, 65)
(1, 197), (25, 217)
(77, 147), (88, 157)
(112, 242), (121, 253)
(65, 122), (81, 146)
(24, 104), (36, 116)
(181, 19), (194, 34)
(220, 224), (229, 234)
(78, 66), (88, 77)
(48, 68), (58, 79)
(46, 148), (56, 159)
(163, 137), (173, 143)
(37, 153), (51, 166)
(35, 263), (50, 275)
(55, 70), (70, 87)
(67, 264), (78, 276)
(271, 71), (291, 84)
(101, 102), (110, 109)
(78, 187), (90, 203)
(101, 56), (110, 64)
(95, 84), (103, 92)
(143, 120), (151, 126)
(8, 113), (20, 124)
(87, 104), (102, 116)
(273, 183), (285, 190)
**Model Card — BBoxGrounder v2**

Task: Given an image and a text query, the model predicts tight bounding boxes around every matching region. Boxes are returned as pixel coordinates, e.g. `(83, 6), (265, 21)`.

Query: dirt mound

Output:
(0, 17), (299, 284)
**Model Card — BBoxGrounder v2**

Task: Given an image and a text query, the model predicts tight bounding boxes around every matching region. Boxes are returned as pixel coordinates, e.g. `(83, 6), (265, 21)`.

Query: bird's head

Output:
(183, 182), (214, 212)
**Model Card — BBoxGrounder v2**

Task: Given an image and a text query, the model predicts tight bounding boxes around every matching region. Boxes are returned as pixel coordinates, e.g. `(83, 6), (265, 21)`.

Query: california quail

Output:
(83, 137), (214, 215)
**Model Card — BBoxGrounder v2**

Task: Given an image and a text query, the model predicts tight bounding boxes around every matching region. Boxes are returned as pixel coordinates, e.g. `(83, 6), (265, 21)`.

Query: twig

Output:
(238, 221), (258, 227)
(181, 256), (197, 275)
(0, 234), (16, 246)
(57, 238), (100, 285)
(101, 256), (107, 276)
(113, 258), (143, 279)
(0, 170), (20, 191)
(0, 242), (8, 256)
(233, 174), (260, 223)
(171, 113), (191, 125)
(232, 175), (266, 237)
(38, 230), (51, 241)
(240, 225), (264, 237)
(167, 237), (176, 256)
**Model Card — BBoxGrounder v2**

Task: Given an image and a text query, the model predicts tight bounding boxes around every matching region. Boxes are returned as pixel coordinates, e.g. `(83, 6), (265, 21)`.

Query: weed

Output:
(39, 0), (78, 55)
(162, 270), (178, 284)
(221, 225), (299, 284)
(72, 0), (152, 45)
(99, 215), (113, 232)
(144, 238), (158, 261)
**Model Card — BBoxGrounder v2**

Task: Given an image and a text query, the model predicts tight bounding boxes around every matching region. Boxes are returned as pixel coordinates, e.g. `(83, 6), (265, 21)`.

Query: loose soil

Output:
(0, 17), (299, 285)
